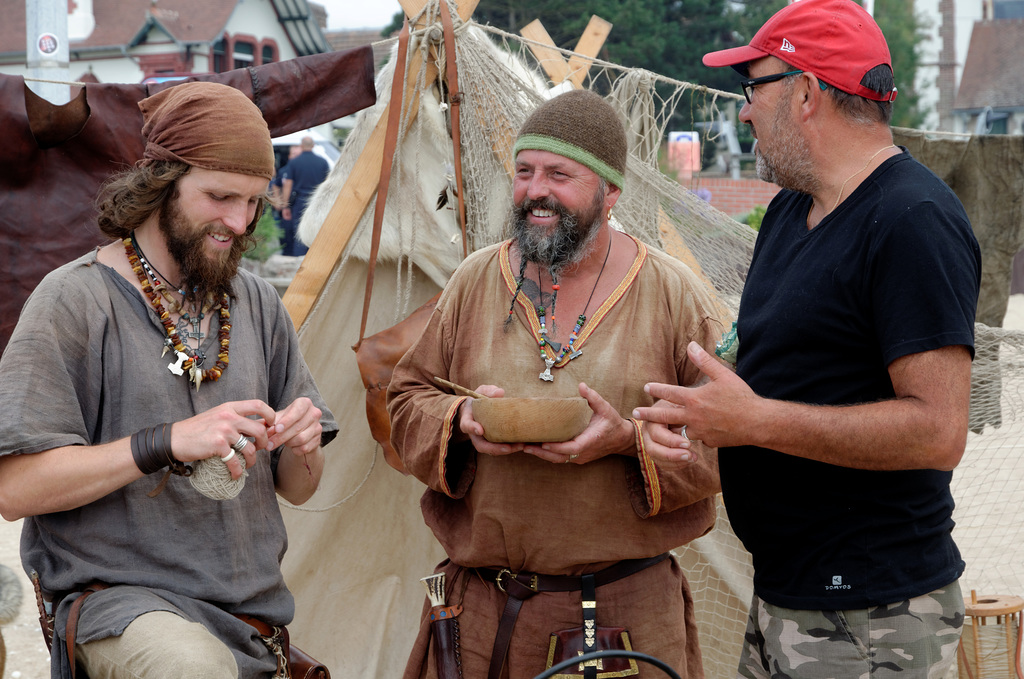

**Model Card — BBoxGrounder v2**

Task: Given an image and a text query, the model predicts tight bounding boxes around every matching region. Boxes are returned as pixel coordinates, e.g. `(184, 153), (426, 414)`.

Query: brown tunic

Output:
(388, 236), (725, 679)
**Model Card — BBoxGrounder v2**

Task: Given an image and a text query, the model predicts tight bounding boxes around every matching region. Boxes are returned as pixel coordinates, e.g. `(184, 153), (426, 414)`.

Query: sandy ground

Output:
(2, 294), (1024, 679)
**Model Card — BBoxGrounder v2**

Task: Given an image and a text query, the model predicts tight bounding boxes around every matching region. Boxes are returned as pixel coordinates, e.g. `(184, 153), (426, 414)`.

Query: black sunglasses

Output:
(739, 70), (803, 104)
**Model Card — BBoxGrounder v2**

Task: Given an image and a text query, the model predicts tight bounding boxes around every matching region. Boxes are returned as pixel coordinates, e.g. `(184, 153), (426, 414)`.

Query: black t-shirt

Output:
(721, 150), (981, 609)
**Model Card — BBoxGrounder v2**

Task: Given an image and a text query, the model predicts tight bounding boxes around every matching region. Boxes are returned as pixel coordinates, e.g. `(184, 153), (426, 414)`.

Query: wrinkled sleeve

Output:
(629, 262), (726, 518)
(387, 287), (476, 498)
(0, 267), (99, 456)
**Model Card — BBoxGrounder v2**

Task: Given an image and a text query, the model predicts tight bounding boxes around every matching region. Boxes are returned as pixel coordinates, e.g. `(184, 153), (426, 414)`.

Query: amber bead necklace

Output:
(123, 235), (231, 390)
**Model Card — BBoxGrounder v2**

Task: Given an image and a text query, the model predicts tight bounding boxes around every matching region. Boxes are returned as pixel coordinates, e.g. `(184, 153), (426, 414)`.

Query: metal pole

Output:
(25, 0), (70, 104)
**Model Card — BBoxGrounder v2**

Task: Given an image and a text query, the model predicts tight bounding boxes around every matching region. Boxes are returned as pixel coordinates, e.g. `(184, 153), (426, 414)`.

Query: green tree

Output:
(871, 0), (927, 129)
(381, 0), (922, 127)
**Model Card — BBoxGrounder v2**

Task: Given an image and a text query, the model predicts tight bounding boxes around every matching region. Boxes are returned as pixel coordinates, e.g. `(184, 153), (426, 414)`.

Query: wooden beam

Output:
(519, 20), (573, 86)
(567, 16), (612, 88)
(283, 0), (480, 330)
(399, 0), (479, 26)
(520, 16), (610, 88)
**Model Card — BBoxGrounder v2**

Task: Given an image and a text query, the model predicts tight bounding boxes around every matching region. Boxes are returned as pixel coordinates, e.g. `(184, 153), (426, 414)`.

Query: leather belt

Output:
(477, 553), (670, 679)
(235, 612), (276, 638)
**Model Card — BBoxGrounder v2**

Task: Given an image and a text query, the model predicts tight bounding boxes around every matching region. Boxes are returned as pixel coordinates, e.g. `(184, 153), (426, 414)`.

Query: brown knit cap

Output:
(139, 82), (275, 180)
(514, 90), (627, 189)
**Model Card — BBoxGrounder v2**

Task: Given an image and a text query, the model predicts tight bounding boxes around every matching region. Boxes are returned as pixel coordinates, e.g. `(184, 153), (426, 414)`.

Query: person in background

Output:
(269, 144), (302, 252)
(279, 136), (329, 257)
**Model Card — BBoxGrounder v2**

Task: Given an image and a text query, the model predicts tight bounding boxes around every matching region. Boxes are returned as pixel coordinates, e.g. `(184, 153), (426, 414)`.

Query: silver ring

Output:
(230, 433), (248, 454)
(221, 449), (236, 462)
(568, 454), (579, 461)
(681, 425), (690, 442)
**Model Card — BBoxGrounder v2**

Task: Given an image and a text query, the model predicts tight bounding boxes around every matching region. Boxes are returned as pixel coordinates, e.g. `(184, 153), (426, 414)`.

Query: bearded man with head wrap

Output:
(0, 82), (338, 679)
(387, 89), (726, 679)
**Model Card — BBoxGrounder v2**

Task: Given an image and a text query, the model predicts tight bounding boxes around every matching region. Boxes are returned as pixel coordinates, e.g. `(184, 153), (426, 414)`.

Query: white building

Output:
(0, 0), (331, 84)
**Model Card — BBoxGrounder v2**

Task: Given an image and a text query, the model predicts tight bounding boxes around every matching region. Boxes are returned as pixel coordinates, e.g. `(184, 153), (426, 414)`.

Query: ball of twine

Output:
(189, 455), (248, 501)
(0, 563), (23, 626)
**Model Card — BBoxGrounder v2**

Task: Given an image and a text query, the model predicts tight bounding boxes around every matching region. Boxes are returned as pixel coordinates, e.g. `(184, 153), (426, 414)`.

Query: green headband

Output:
(513, 133), (625, 189)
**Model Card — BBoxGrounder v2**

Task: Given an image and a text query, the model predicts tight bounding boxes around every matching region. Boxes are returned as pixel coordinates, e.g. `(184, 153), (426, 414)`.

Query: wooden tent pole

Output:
(283, 0), (480, 331)
(520, 15), (609, 89)
(567, 16), (612, 89)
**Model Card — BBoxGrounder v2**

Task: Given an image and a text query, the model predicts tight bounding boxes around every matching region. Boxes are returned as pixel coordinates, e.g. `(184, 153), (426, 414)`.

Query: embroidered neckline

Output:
(500, 236), (648, 376)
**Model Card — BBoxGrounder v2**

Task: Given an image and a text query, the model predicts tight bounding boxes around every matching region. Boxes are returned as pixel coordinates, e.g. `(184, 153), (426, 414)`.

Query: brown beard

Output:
(157, 193), (252, 299)
(508, 186), (605, 273)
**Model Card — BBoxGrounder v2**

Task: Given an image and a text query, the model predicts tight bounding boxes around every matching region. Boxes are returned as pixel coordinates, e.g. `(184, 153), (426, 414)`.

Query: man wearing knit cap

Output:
(635, 2), (980, 677)
(389, 88), (725, 679)
(0, 81), (337, 679)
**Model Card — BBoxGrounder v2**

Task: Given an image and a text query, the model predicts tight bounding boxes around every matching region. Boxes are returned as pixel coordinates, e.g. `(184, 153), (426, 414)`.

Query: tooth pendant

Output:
(189, 364), (203, 390)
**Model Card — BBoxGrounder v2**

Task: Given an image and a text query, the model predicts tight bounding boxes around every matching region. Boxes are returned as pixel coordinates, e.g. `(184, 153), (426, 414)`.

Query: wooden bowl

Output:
(473, 396), (592, 443)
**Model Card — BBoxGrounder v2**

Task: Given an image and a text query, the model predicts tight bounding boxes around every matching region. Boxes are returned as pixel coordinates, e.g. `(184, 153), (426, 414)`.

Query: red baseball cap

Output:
(703, 0), (897, 102)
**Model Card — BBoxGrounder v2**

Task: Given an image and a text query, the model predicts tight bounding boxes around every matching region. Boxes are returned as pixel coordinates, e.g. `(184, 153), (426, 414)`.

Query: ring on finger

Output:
(681, 425), (690, 442)
(230, 433), (248, 454)
(221, 449), (236, 462)
(568, 454), (579, 461)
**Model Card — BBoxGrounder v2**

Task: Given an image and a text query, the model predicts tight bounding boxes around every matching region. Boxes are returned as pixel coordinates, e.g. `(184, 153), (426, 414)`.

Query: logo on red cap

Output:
(702, 0), (897, 103)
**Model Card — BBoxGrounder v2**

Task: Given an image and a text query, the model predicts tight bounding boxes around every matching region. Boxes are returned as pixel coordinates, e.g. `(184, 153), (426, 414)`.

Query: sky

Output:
(317, 0), (405, 30)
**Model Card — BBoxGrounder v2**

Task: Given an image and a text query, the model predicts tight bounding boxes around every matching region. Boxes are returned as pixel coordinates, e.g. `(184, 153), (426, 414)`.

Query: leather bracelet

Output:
(130, 424), (179, 475)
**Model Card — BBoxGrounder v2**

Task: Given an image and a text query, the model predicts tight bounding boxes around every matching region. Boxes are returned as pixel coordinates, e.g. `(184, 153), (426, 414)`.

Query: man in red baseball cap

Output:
(634, 1), (981, 677)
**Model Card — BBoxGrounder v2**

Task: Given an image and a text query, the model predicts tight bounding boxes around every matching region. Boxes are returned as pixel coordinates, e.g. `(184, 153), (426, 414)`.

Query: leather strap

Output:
(487, 585), (535, 679)
(235, 612), (276, 638)
(31, 570), (54, 652)
(353, 17), (410, 351)
(65, 582), (110, 679)
(477, 552), (670, 594)
(439, 0), (468, 258)
(481, 553), (669, 679)
(582, 574), (597, 679)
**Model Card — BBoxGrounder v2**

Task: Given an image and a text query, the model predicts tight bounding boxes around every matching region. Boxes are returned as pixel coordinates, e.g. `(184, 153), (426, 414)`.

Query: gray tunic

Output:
(0, 250), (338, 678)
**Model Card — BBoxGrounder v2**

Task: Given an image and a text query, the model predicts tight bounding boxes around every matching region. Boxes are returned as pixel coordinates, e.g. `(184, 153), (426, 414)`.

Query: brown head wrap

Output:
(514, 90), (628, 189)
(139, 82), (275, 180)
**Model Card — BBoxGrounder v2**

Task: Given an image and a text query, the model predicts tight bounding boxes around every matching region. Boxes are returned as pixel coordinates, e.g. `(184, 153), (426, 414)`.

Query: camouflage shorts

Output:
(737, 580), (964, 679)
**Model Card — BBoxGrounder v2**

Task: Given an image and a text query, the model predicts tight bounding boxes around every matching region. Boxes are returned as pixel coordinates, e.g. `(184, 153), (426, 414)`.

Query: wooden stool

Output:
(959, 591), (1024, 679)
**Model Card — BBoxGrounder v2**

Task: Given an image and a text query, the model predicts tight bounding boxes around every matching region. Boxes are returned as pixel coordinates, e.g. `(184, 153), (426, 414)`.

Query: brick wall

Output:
(687, 176), (781, 218)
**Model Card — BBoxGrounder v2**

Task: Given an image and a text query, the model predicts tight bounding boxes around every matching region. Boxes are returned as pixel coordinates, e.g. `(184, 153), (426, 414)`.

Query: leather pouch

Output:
(353, 292), (441, 474)
(545, 626), (639, 678)
(288, 644), (330, 679)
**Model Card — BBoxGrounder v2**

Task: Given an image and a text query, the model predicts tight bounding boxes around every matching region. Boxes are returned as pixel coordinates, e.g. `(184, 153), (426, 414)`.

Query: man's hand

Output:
(458, 385), (525, 456)
(633, 342), (761, 459)
(524, 382), (633, 464)
(268, 397), (324, 460)
(170, 400), (276, 479)
(272, 397), (326, 504)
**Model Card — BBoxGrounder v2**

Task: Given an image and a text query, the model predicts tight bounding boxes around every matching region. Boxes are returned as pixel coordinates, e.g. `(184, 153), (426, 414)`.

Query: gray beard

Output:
(508, 192), (603, 274)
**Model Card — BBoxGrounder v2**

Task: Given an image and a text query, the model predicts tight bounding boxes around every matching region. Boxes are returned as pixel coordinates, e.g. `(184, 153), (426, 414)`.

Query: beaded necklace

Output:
(132, 235), (186, 314)
(536, 237), (612, 382)
(123, 236), (231, 390)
